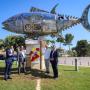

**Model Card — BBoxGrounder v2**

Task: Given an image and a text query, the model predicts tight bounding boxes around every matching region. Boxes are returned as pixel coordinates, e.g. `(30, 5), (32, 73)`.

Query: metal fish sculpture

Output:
(2, 4), (90, 37)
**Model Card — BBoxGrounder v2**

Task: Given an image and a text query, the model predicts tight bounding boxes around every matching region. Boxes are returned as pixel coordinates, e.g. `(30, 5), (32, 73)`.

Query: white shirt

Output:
(19, 50), (26, 58)
(44, 48), (51, 60)
(42, 48), (46, 55)
(9, 48), (14, 56)
(22, 50), (26, 58)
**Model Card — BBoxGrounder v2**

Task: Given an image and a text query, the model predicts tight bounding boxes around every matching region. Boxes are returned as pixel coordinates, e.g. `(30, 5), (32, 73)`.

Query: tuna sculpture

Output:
(2, 4), (90, 37)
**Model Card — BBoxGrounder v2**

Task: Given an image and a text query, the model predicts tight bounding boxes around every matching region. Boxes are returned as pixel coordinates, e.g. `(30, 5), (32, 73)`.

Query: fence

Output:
(58, 57), (90, 67)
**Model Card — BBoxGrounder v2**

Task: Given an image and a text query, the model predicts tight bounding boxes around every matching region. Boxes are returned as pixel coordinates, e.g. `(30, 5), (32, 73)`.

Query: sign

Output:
(24, 23), (42, 32)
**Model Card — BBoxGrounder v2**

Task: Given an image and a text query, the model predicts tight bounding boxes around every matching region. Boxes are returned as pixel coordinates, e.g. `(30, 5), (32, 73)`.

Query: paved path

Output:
(36, 78), (41, 90)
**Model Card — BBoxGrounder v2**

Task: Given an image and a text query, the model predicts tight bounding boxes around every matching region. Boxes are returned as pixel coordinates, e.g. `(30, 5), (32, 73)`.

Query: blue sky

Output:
(0, 0), (90, 48)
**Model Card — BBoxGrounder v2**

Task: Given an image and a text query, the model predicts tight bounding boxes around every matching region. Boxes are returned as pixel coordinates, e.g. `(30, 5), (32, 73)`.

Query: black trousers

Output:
(50, 60), (58, 78)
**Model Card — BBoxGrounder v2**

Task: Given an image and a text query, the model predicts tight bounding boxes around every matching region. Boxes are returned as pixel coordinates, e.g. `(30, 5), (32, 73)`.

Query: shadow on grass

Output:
(0, 76), (4, 80)
(26, 69), (53, 79)
(0, 67), (53, 79)
(0, 67), (18, 75)
(0, 67), (4, 75)
(0, 67), (18, 80)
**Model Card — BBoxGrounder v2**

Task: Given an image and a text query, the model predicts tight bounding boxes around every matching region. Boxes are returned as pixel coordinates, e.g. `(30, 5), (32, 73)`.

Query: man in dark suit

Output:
(4, 46), (14, 81)
(50, 46), (58, 79)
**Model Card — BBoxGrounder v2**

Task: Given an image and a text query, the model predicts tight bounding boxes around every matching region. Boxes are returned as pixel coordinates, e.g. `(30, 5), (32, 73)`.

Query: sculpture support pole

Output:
(39, 36), (46, 70)
(40, 40), (42, 69)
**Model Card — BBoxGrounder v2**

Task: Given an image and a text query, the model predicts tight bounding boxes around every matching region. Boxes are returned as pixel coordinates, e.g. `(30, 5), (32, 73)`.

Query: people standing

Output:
(50, 46), (58, 79)
(4, 46), (14, 81)
(18, 46), (26, 74)
(44, 45), (51, 73)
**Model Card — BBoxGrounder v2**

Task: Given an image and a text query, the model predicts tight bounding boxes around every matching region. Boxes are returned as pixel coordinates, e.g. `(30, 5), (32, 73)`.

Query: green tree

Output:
(50, 40), (55, 46)
(67, 50), (77, 57)
(75, 40), (88, 57)
(4, 35), (25, 50)
(46, 40), (51, 45)
(86, 44), (90, 56)
(0, 39), (4, 49)
(45, 39), (56, 46)
(56, 36), (64, 49)
(64, 34), (74, 50)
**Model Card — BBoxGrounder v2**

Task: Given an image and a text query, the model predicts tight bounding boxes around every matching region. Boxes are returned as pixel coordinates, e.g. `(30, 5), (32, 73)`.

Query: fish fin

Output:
(30, 7), (49, 13)
(50, 3), (59, 14)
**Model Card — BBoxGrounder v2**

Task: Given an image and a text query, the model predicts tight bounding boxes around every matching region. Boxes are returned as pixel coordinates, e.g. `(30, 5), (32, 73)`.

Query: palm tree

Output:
(50, 40), (55, 46)
(64, 33), (74, 50)
(56, 35), (65, 49)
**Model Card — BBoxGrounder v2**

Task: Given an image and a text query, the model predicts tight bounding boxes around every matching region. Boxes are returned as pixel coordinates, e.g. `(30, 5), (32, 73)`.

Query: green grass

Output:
(0, 76), (36, 90)
(41, 66), (90, 90)
(0, 61), (36, 90)
(0, 60), (90, 90)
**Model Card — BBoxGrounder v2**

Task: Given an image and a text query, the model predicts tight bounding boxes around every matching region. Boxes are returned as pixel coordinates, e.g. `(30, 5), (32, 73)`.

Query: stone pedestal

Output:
(25, 39), (46, 70)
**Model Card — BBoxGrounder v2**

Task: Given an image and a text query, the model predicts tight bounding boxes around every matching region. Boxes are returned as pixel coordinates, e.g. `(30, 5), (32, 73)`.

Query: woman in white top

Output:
(18, 46), (26, 74)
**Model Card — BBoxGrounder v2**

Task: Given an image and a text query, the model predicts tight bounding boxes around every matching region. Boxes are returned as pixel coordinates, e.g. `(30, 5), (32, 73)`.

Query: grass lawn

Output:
(0, 60), (90, 90)
(41, 66), (90, 90)
(0, 60), (36, 90)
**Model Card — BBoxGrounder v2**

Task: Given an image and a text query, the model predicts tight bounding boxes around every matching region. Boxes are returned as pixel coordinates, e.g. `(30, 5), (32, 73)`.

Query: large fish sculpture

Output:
(2, 4), (90, 37)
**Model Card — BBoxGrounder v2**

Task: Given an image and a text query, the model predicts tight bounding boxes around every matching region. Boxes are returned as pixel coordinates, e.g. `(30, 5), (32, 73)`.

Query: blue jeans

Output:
(4, 57), (13, 79)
